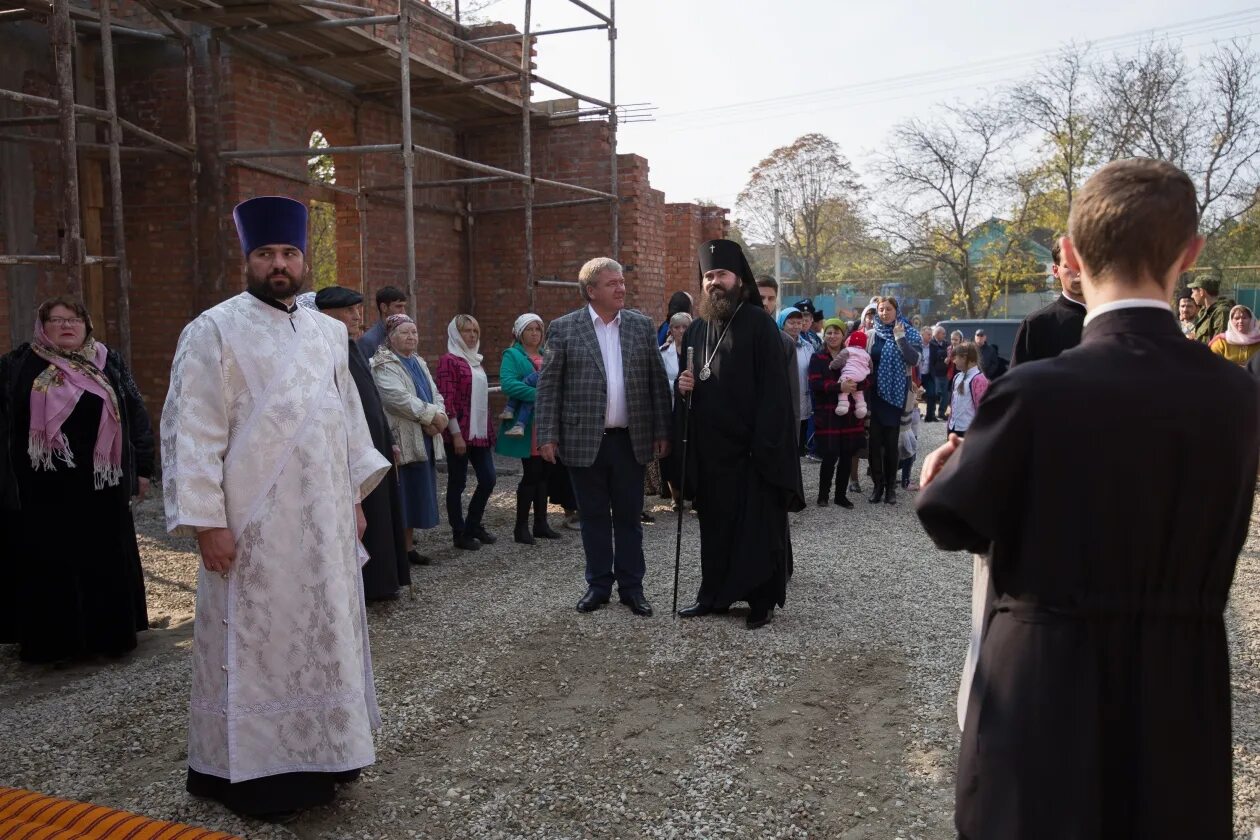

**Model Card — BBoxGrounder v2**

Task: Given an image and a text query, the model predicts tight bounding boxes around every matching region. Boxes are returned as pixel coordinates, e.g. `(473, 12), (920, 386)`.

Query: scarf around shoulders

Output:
(446, 318), (489, 440)
(27, 319), (123, 489)
(872, 316), (920, 408)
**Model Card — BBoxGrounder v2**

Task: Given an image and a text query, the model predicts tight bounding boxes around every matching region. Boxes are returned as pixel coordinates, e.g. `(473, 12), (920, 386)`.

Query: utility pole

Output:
(772, 188), (781, 294)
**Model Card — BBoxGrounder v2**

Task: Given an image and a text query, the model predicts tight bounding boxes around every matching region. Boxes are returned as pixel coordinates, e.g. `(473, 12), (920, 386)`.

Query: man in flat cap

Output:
(162, 196), (390, 820)
(675, 239), (805, 629)
(317, 285), (414, 597)
(1189, 275), (1236, 344)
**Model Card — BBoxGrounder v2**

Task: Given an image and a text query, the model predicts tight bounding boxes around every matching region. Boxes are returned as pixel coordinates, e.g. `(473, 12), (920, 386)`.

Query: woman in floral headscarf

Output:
(0, 296), (154, 663)
(371, 313), (446, 565)
(1208, 304), (1260, 366)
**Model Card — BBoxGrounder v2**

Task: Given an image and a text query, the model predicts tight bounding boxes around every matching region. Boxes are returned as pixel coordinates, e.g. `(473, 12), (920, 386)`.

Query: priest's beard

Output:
(246, 266), (306, 301)
(699, 284), (739, 322)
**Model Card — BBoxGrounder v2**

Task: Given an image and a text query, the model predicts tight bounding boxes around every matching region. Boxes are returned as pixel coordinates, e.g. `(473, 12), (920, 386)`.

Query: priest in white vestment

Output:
(161, 196), (391, 820)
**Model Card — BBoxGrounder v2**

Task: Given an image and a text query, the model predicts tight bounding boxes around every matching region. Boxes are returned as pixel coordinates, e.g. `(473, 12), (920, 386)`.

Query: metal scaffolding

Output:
(0, 0), (620, 356)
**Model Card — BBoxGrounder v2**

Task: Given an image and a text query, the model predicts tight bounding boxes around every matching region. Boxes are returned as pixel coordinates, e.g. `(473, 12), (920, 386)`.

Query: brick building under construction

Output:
(0, 0), (728, 422)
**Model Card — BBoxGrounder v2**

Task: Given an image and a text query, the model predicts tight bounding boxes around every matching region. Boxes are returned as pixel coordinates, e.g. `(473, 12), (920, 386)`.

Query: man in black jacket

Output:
(926, 325), (949, 421)
(1011, 238), (1086, 366)
(917, 157), (1258, 840)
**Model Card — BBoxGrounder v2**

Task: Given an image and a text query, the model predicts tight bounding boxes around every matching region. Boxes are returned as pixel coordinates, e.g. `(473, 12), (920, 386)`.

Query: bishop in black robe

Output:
(317, 286), (409, 601)
(917, 304), (1258, 839)
(677, 240), (805, 628)
(1011, 293), (1086, 365)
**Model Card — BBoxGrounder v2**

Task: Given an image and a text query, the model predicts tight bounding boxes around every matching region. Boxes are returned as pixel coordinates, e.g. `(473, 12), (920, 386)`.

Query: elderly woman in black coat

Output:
(0, 296), (154, 663)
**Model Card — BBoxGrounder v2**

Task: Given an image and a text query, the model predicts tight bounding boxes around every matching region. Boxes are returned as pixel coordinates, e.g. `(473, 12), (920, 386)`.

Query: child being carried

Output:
(499, 368), (540, 437)
(834, 331), (871, 419)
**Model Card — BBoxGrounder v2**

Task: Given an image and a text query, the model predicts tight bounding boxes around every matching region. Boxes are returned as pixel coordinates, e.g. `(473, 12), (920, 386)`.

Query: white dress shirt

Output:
(589, 305), (628, 428)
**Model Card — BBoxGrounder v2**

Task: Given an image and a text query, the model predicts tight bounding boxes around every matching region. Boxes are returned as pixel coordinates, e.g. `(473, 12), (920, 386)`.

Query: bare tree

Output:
(1094, 40), (1260, 233)
(875, 103), (1036, 317)
(1011, 42), (1097, 224)
(736, 133), (865, 295)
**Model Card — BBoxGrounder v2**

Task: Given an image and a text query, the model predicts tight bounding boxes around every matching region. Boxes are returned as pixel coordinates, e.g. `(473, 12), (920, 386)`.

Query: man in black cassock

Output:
(916, 158), (1259, 839)
(316, 285), (412, 600)
(1011, 237), (1086, 365)
(675, 240), (805, 629)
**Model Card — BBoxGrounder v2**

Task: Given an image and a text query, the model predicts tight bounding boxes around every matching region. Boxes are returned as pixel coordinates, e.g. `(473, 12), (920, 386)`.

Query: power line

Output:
(651, 23), (1260, 135)
(656, 8), (1260, 126)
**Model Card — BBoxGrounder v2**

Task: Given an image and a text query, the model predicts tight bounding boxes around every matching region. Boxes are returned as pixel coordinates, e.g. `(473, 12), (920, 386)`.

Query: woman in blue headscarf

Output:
(777, 307), (814, 456)
(864, 297), (920, 504)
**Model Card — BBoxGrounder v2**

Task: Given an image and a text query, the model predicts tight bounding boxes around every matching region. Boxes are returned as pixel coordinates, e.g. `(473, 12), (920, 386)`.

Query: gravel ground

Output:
(1, 418), (1257, 839)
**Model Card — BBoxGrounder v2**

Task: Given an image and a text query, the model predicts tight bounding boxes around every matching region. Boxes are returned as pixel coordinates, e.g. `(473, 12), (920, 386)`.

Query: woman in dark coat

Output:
(808, 318), (869, 508)
(0, 296), (154, 663)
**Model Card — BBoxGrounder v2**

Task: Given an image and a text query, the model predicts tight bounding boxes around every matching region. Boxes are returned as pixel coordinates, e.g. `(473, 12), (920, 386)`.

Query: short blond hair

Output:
(578, 257), (623, 302)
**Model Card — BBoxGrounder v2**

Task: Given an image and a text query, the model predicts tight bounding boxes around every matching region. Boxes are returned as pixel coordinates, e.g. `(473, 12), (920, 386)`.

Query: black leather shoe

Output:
(868, 485), (884, 504)
(835, 495), (854, 509)
(640, 511), (655, 523)
(471, 526), (497, 545)
(407, 549), (433, 566)
(884, 487), (897, 505)
(816, 495), (829, 507)
(453, 534), (481, 550)
(514, 526), (535, 545)
(746, 604), (774, 629)
(576, 588), (610, 612)
(677, 602), (713, 618)
(619, 592), (654, 617)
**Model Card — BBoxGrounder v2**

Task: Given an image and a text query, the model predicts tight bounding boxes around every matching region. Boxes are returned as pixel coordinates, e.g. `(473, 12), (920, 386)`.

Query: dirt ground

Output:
(2, 429), (1257, 838)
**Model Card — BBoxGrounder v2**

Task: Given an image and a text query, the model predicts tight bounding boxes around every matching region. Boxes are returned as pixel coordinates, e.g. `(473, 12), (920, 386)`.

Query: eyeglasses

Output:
(47, 317), (85, 326)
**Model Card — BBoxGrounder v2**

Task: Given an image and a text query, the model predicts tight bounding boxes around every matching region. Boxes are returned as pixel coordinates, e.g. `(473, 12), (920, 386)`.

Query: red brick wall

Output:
(663, 203), (730, 303)
(2, 9), (729, 439)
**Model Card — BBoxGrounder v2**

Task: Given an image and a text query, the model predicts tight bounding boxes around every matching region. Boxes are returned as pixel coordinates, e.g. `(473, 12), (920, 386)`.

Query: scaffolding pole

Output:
(398, 0), (418, 316)
(521, 0), (534, 312)
(608, 0), (618, 260)
(52, 0), (84, 296)
(100, 0), (132, 363)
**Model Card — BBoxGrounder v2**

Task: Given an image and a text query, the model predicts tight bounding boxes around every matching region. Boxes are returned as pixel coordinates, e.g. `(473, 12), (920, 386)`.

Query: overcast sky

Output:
(475, 0), (1260, 213)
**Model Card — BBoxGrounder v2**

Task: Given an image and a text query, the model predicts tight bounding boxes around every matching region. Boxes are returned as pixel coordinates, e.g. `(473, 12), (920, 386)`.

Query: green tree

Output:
(307, 131), (338, 290)
(736, 133), (867, 296)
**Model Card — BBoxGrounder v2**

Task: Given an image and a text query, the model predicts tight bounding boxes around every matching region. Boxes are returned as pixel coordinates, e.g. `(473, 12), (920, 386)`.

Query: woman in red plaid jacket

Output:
(436, 315), (497, 550)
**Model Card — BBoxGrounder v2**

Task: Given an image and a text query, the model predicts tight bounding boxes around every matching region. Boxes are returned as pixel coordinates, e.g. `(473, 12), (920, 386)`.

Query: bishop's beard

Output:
(699, 284), (739, 322)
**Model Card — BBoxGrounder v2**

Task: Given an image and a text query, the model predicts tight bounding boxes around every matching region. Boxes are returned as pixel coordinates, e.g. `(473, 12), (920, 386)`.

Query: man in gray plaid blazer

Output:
(536, 257), (672, 616)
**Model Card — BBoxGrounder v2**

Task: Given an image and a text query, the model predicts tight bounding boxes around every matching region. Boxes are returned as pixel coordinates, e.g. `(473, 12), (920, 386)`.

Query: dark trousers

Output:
(446, 444), (496, 536)
(817, 455), (847, 501)
(924, 374), (939, 420)
(797, 420), (809, 456)
(899, 455), (914, 486)
(519, 454), (552, 490)
(867, 416), (900, 491)
(567, 430), (646, 597)
(934, 375), (951, 413)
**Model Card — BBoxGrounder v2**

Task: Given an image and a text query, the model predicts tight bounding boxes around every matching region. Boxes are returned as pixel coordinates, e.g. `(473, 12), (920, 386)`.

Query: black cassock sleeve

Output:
(915, 373), (1032, 554)
(751, 316), (806, 512)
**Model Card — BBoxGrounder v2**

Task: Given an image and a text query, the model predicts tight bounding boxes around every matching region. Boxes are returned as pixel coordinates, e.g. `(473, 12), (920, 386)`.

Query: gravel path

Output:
(1, 419), (1257, 839)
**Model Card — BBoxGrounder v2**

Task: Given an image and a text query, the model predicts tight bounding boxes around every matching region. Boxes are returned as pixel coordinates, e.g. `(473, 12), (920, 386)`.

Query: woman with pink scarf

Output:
(1208, 304), (1260, 366)
(0, 296), (154, 663)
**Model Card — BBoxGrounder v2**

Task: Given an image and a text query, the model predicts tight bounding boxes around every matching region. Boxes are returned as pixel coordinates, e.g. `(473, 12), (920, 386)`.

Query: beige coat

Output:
(371, 346), (446, 465)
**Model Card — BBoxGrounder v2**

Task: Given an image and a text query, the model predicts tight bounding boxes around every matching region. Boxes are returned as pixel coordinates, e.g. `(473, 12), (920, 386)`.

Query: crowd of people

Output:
(2, 156), (1259, 836)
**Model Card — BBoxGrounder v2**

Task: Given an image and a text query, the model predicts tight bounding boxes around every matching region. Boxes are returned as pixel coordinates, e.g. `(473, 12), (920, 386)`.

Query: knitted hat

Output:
(846, 330), (868, 349)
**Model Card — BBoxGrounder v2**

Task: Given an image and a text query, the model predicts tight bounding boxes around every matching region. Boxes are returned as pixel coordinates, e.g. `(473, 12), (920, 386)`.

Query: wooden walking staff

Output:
(672, 346), (695, 615)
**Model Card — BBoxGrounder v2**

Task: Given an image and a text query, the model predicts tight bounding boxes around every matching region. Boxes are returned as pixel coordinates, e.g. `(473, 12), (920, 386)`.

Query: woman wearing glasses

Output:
(0, 296), (154, 663)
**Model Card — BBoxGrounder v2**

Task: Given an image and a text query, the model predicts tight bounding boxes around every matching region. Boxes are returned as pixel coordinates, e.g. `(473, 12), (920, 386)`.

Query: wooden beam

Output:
(289, 46), (391, 67)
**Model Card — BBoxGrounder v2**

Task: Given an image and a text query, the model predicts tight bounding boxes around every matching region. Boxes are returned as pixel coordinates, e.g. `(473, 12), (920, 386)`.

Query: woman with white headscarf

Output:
(495, 313), (562, 544)
(1208, 304), (1260, 366)
(436, 314), (497, 550)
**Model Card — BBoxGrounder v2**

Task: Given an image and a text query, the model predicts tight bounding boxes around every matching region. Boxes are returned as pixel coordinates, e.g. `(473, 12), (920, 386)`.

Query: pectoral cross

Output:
(710, 244), (716, 253)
